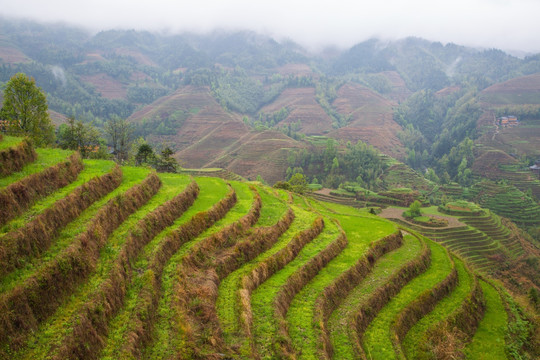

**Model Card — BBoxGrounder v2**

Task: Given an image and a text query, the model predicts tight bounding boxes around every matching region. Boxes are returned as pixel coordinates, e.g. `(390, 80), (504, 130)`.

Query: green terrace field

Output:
(0, 136), (537, 359)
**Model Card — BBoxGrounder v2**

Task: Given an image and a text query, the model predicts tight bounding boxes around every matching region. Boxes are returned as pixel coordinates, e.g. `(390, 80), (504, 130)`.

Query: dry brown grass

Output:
(239, 217), (325, 350)
(0, 153), (83, 226)
(417, 275), (486, 360)
(391, 252), (458, 358)
(315, 231), (403, 359)
(272, 226), (348, 359)
(0, 165), (123, 277)
(0, 173), (161, 354)
(0, 138), (36, 177)
(173, 205), (294, 359)
(117, 187), (261, 359)
(48, 180), (200, 360)
(351, 236), (431, 358)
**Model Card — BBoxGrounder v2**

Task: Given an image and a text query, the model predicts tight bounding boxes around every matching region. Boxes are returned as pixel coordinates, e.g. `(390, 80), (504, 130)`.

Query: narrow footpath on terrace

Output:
(379, 207), (466, 228)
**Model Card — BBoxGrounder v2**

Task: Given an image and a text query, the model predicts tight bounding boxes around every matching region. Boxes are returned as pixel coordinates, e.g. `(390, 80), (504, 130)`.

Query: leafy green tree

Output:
(1, 73), (54, 145)
(135, 143), (156, 165)
(57, 117), (104, 158)
(409, 200), (422, 217)
(288, 173), (308, 194)
(256, 174), (266, 184)
(155, 147), (178, 173)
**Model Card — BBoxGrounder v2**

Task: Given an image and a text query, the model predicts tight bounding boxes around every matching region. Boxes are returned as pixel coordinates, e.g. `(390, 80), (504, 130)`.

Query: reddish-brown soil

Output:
(0, 43), (29, 64)
(471, 149), (518, 178)
(48, 110), (69, 126)
(130, 86), (302, 183)
(80, 73), (127, 100)
(114, 47), (157, 67)
(274, 63), (314, 77)
(482, 73), (540, 95)
(480, 73), (540, 106)
(329, 83), (406, 159)
(380, 71), (412, 103)
(215, 130), (305, 184)
(260, 87), (334, 135)
(81, 52), (106, 64)
(435, 85), (461, 98)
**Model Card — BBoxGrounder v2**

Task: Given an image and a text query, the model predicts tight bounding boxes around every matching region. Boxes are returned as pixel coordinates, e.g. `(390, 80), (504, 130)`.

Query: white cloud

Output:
(1, 0), (539, 52)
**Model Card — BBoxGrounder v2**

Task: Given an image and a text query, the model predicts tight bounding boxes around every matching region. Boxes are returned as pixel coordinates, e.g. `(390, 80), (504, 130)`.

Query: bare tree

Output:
(105, 115), (132, 162)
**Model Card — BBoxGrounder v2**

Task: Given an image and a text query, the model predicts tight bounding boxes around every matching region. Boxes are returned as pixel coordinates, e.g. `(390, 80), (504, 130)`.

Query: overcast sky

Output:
(1, 0), (539, 53)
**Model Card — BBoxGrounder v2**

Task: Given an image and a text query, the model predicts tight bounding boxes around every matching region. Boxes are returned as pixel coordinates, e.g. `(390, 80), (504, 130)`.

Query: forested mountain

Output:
(1, 17), (540, 200)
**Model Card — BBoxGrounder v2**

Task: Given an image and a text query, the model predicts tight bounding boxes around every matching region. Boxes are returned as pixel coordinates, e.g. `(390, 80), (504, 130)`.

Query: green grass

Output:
(251, 217), (342, 359)
(0, 166), (150, 293)
(328, 234), (422, 360)
(0, 135), (23, 151)
(15, 173), (192, 359)
(402, 256), (472, 359)
(0, 159), (115, 236)
(284, 213), (397, 359)
(105, 179), (251, 360)
(217, 203), (316, 356)
(362, 239), (453, 360)
(307, 197), (369, 216)
(100, 177), (234, 359)
(464, 281), (507, 360)
(0, 148), (74, 188)
(255, 186), (288, 227)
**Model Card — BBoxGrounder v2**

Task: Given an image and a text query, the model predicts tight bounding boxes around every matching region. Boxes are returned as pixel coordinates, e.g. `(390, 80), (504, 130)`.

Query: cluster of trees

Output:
(133, 109), (188, 138)
(315, 77), (350, 128)
(286, 139), (386, 189)
(273, 172), (308, 194)
(134, 143), (179, 173)
(1, 73), (179, 173)
(1, 63), (136, 122)
(210, 68), (286, 114)
(395, 88), (480, 186)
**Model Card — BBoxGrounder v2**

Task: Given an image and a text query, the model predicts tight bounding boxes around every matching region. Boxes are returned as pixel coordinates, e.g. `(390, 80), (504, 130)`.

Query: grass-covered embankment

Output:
(0, 137), (36, 177)
(0, 167), (158, 356)
(328, 234), (423, 359)
(464, 280), (507, 360)
(361, 238), (452, 359)
(217, 203), (322, 357)
(0, 150), (82, 225)
(15, 174), (196, 360)
(0, 164), (122, 277)
(284, 214), (397, 359)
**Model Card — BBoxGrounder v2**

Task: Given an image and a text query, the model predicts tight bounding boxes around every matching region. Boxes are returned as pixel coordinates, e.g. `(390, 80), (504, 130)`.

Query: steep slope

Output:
(329, 83), (406, 159)
(259, 87), (334, 135)
(479, 73), (540, 106)
(0, 137), (538, 360)
(129, 86), (305, 183)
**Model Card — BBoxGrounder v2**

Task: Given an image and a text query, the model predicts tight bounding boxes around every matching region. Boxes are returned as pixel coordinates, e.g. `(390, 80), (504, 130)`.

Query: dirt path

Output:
(379, 207), (466, 229)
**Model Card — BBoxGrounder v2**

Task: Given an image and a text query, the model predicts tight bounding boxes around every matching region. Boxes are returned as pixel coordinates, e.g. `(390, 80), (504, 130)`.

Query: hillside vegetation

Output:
(0, 136), (538, 360)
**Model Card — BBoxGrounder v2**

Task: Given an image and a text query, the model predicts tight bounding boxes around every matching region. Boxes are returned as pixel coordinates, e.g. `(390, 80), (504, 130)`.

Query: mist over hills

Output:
(1, 16), (540, 186)
(1, 16), (540, 359)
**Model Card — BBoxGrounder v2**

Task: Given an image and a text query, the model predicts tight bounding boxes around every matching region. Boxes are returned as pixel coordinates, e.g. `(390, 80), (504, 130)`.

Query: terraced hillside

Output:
(0, 136), (537, 359)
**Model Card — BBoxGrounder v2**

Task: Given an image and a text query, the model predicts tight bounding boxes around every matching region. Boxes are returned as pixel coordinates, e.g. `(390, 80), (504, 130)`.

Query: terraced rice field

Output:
(0, 136), (533, 359)
(382, 206), (525, 274)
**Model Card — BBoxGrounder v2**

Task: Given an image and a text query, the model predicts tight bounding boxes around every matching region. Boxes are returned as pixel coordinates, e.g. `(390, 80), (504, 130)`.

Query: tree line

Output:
(1, 72), (178, 172)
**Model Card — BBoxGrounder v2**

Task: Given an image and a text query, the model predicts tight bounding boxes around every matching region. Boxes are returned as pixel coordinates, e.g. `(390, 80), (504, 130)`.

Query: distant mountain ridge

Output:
(1, 17), (540, 184)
